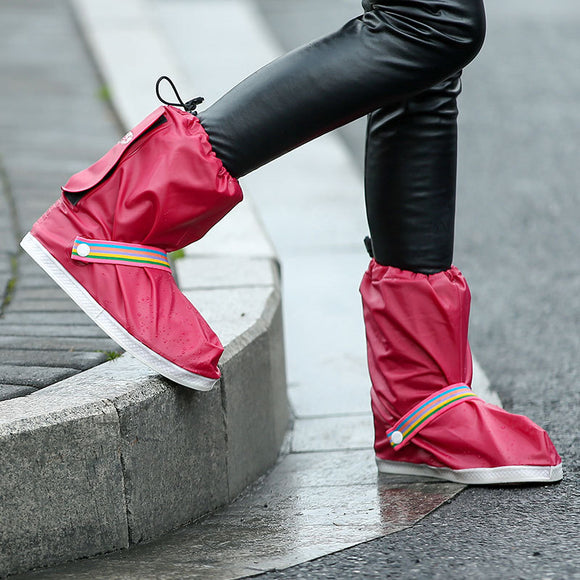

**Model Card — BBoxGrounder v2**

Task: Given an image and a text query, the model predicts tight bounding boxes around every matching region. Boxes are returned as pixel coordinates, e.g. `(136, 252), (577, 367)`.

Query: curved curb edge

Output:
(0, 0), (289, 574)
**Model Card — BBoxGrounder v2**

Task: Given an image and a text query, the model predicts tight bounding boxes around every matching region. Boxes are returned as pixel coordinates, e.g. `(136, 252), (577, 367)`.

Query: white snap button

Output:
(391, 431), (403, 445)
(77, 243), (91, 257)
(119, 130), (134, 145)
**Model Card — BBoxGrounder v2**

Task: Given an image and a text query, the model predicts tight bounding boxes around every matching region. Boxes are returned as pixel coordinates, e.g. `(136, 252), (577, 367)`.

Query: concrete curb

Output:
(0, 0), (288, 575)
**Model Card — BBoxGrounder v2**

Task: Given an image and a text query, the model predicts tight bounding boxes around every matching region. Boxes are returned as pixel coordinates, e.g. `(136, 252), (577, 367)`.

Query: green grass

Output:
(97, 84), (112, 103)
(98, 350), (123, 361)
(169, 249), (185, 261)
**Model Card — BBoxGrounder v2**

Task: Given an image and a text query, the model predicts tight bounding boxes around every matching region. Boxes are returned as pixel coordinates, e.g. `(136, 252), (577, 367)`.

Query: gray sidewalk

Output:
(0, 0), (122, 401)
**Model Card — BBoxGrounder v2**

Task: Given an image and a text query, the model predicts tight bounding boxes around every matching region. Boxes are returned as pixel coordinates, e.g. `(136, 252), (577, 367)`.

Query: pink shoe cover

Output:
(360, 260), (562, 484)
(21, 106), (243, 390)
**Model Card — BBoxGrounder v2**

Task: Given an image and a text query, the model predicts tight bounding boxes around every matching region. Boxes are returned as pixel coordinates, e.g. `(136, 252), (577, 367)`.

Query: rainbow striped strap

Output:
(387, 384), (479, 450)
(71, 236), (172, 272)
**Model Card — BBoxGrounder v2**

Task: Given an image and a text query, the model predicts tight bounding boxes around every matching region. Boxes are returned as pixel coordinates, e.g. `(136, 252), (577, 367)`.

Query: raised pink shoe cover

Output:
(360, 260), (562, 484)
(22, 105), (243, 390)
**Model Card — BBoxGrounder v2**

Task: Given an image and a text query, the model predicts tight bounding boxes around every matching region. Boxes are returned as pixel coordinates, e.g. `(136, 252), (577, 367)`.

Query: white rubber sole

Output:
(376, 457), (563, 485)
(21, 232), (219, 391)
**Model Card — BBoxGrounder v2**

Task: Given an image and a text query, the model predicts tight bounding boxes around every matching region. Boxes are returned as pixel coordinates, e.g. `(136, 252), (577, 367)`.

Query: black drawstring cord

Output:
(155, 76), (204, 115)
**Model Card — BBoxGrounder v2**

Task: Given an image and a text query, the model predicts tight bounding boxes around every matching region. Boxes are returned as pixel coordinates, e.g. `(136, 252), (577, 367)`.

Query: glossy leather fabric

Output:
(364, 73), (461, 272)
(198, 0), (485, 273)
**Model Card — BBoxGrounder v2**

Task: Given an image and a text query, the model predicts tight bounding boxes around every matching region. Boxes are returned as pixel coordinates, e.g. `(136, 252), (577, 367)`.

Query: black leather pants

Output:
(199, 0), (486, 273)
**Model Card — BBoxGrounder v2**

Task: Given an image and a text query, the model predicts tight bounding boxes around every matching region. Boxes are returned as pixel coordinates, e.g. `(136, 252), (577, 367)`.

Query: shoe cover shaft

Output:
(56, 106), (243, 251)
(29, 106), (243, 383)
(360, 261), (561, 474)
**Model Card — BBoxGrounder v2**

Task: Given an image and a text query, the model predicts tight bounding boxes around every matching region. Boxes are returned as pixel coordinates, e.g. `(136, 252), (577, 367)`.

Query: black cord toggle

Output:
(155, 76), (204, 115)
(364, 236), (374, 258)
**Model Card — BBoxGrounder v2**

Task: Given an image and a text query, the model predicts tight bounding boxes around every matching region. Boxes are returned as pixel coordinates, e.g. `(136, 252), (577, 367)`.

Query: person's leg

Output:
(364, 73), (461, 273)
(358, 74), (562, 483)
(199, 0), (485, 178)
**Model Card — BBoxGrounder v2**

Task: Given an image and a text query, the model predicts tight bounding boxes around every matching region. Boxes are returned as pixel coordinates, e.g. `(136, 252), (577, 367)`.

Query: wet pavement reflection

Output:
(20, 447), (463, 580)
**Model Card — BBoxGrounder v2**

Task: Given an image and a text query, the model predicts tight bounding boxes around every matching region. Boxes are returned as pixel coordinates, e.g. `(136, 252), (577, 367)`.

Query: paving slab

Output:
(0, 336), (120, 353)
(112, 377), (230, 545)
(0, 395), (130, 577)
(7, 300), (84, 313)
(177, 256), (276, 291)
(0, 0), (124, 398)
(0, 365), (77, 388)
(11, 287), (83, 302)
(0, 324), (109, 339)
(0, 349), (109, 370)
(1, 312), (100, 326)
(0, 385), (37, 401)
(291, 414), (373, 453)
